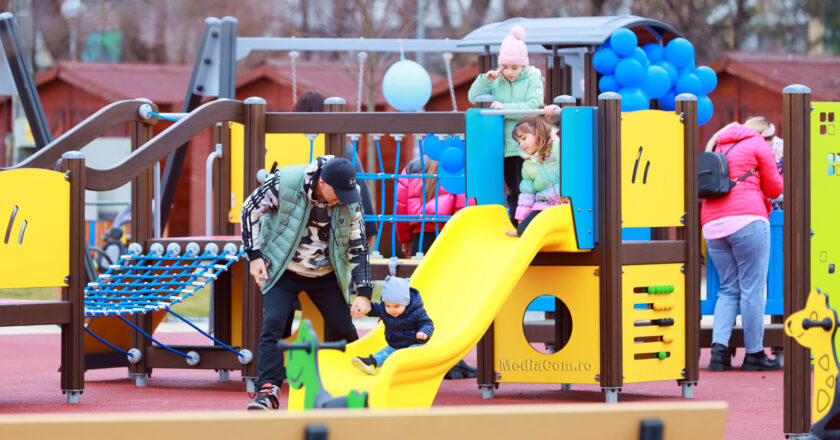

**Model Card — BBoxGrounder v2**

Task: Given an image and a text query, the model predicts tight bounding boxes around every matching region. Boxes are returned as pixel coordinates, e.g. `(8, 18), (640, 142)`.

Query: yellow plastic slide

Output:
(289, 203), (580, 409)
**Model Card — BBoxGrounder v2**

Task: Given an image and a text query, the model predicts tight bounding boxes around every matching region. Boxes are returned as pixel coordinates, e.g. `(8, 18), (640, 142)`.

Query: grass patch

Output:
(0, 287), (61, 301)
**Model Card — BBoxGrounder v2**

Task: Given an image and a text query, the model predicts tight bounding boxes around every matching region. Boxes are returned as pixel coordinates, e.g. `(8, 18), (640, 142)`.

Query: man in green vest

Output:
(241, 155), (372, 410)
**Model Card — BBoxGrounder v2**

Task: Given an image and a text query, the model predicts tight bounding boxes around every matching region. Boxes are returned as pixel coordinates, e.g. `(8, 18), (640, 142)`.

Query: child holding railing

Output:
(468, 25), (545, 226)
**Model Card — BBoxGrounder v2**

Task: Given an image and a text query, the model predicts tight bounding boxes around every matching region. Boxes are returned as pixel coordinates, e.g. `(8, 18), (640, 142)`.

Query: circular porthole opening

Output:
(522, 295), (572, 354)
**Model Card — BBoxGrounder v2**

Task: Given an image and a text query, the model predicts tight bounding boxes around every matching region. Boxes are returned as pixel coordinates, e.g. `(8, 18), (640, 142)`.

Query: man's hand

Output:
(367, 235), (377, 248)
(416, 332), (428, 340)
(351, 296), (371, 319)
(249, 259), (268, 288)
(485, 68), (501, 81)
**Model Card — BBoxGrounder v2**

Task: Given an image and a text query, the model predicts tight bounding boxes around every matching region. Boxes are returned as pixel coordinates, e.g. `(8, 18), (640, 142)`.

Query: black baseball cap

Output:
(320, 157), (361, 205)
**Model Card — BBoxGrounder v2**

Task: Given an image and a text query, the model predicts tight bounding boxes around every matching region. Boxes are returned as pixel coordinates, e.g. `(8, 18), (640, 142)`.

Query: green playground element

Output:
(657, 351), (667, 360)
(644, 285), (675, 294)
(279, 319), (368, 409)
(811, 102), (840, 350)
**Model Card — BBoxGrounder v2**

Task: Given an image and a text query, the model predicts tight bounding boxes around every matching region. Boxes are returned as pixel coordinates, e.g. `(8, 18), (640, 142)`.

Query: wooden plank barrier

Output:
(0, 402), (727, 440)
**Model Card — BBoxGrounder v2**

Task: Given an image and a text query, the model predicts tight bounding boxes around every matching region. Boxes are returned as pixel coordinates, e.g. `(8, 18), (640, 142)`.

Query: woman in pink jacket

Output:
(396, 157), (467, 257)
(703, 123), (783, 372)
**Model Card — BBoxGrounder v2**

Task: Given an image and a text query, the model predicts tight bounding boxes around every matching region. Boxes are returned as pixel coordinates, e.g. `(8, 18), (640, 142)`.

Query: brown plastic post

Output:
(324, 97), (347, 158)
(545, 51), (569, 106)
(584, 52), (599, 107)
(241, 97), (266, 381)
(129, 105), (156, 383)
(61, 152), (86, 398)
(782, 85), (811, 436)
(478, 47), (493, 74)
(212, 122), (233, 346)
(597, 92), (623, 395)
(473, 96), (497, 392)
(676, 94), (700, 389)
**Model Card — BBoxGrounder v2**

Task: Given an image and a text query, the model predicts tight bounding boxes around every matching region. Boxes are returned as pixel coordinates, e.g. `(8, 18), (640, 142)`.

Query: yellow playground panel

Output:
(620, 110), (685, 228)
(0, 169), (70, 289)
(228, 122), (325, 223)
(488, 108), (691, 395)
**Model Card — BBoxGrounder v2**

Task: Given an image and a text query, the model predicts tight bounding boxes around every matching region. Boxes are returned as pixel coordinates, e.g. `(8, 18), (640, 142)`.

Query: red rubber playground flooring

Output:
(0, 329), (787, 439)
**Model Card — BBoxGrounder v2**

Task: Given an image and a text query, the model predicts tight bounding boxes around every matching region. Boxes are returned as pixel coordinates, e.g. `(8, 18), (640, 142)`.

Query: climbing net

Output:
(84, 241), (251, 366)
(85, 242), (243, 317)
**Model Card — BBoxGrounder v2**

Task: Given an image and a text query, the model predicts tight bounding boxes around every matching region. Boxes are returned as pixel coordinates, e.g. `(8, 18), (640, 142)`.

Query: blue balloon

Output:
(642, 43), (665, 63)
(382, 59), (432, 111)
(610, 29), (638, 57)
(698, 95), (714, 126)
(631, 47), (650, 70)
(614, 58), (645, 88)
(619, 87), (650, 112)
(657, 61), (679, 86)
(665, 38), (695, 68)
(696, 66), (718, 95)
(599, 74), (621, 93)
(675, 73), (702, 97)
(440, 147), (465, 173)
(592, 48), (620, 74)
(448, 135), (465, 152)
(642, 65), (671, 99)
(438, 166), (465, 194)
(423, 135), (445, 161)
(678, 65), (696, 77)
(658, 91), (677, 111)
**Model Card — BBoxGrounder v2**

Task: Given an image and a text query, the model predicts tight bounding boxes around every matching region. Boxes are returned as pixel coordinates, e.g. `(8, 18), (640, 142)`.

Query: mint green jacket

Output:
(467, 66), (546, 157)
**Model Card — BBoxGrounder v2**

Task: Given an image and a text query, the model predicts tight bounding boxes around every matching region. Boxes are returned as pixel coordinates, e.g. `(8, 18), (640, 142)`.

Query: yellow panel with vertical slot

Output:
(228, 122), (325, 223)
(620, 111), (684, 228)
(621, 263), (686, 383)
(0, 169), (70, 288)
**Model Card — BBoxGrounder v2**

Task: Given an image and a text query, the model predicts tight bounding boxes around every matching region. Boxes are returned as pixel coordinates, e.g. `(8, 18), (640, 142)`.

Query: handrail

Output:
(264, 111), (466, 134)
(85, 99), (244, 191)
(5, 99), (160, 171)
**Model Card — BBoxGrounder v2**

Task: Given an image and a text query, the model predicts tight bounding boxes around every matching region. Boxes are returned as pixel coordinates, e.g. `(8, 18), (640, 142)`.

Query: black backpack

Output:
(698, 140), (758, 200)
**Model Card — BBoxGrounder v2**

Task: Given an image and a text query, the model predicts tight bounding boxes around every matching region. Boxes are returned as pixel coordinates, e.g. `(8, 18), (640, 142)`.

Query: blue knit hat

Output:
(381, 276), (411, 305)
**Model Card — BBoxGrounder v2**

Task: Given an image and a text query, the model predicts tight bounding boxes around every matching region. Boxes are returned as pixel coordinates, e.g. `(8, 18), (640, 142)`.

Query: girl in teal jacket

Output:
(467, 25), (545, 226)
(506, 116), (570, 237)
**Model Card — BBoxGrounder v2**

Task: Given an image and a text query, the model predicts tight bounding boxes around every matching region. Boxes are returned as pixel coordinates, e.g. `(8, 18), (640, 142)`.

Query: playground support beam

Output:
(61, 152), (86, 399)
(782, 85), (811, 437)
(241, 97), (266, 383)
(676, 95), (700, 388)
(597, 92), (623, 394)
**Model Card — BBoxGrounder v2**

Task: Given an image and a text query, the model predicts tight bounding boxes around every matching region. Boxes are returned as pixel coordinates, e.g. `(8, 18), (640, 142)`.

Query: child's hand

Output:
(505, 230), (519, 237)
(416, 332), (428, 340)
(485, 68), (502, 81)
(544, 104), (560, 117)
(490, 101), (504, 110)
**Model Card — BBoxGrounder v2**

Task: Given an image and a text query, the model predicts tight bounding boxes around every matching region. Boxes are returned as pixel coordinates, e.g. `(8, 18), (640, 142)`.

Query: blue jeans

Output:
(371, 344), (422, 367)
(706, 220), (771, 353)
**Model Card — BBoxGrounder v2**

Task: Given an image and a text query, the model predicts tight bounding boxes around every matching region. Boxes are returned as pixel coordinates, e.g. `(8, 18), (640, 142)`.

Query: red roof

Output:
(32, 61), (192, 105)
(237, 58), (445, 109)
(711, 52), (840, 101)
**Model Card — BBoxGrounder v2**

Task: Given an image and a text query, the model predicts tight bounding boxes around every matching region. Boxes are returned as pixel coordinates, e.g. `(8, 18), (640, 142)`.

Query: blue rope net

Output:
(84, 242), (244, 317)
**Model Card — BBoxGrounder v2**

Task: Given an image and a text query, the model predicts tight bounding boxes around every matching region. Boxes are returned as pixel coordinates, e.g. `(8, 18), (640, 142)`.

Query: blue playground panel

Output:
(701, 209), (784, 316)
(465, 108), (505, 207)
(560, 107), (597, 250)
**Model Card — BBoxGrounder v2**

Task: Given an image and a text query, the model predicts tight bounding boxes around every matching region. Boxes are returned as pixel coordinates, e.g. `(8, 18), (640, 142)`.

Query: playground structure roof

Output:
(711, 51), (840, 101)
(458, 15), (685, 49)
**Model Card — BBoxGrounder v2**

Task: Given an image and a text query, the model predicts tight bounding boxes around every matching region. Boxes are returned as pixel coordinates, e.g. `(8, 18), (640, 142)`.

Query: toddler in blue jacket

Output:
(351, 276), (434, 375)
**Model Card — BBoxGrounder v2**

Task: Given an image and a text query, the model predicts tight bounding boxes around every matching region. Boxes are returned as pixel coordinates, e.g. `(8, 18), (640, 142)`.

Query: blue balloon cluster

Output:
(593, 30), (717, 125)
(423, 134), (466, 194)
(382, 59), (432, 112)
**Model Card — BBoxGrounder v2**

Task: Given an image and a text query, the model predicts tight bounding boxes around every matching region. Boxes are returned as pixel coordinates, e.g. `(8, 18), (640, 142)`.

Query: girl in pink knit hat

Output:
(468, 25), (546, 226)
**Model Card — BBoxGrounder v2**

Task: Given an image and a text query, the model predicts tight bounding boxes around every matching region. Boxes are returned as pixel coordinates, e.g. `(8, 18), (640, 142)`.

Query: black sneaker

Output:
(247, 383), (280, 410)
(741, 350), (781, 371)
(352, 356), (377, 375)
